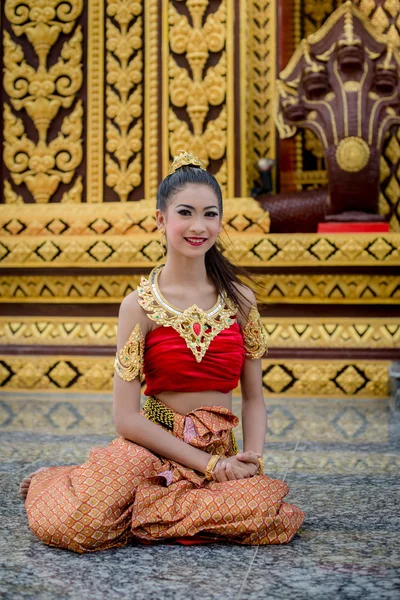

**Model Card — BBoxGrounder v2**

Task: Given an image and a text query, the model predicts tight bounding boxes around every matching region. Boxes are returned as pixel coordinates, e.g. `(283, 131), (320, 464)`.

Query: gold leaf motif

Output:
(3, 180), (23, 204)
(105, 1), (143, 200)
(168, 0), (227, 171)
(3, 1), (83, 203)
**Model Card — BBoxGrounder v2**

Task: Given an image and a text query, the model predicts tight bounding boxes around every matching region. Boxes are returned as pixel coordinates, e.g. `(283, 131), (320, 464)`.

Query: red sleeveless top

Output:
(143, 323), (246, 396)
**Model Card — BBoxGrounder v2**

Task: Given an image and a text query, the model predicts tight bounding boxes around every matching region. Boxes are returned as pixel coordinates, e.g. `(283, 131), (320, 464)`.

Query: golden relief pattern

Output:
(3, 0), (84, 203)
(166, 0), (231, 195)
(242, 305), (268, 359)
(1, 233), (399, 268)
(245, 1), (277, 195)
(0, 355), (389, 396)
(292, 0), (400, 228)
(105, 0), (143, 201)
(2, 316), (399, 349)
(0, 197), (270, 236)
(114, 323), (145, 381)
(0, 274), (398, 304)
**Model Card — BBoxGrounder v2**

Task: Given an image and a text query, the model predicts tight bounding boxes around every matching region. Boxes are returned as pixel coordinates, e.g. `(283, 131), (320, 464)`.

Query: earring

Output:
(159, 227), (167, 257)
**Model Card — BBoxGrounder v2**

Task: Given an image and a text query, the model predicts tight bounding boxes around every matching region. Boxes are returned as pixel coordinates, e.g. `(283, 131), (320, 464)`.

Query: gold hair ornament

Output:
(169, 151), (207, 175)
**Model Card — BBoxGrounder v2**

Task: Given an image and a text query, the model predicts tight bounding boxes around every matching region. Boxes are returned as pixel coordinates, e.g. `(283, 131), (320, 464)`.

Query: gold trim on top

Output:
(87, 0), (104, 202)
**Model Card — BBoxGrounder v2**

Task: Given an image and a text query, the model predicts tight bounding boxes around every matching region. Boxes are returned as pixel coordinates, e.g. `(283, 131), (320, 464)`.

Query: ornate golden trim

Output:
(87, 0), (104, 203)
(2, 316), (399, 349)
(1, 233), (399, 267)
(0, 197), (269, 236)
(0, 355), (389, 397)
(144, 0), (159, 200)
(261, 359), (389, 397)
(246, 0), (277, 195)
(2, 274), (397, 305)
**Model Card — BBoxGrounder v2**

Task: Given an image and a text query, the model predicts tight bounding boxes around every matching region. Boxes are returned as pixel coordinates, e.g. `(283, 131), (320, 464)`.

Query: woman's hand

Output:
(212, 451), (260, 482)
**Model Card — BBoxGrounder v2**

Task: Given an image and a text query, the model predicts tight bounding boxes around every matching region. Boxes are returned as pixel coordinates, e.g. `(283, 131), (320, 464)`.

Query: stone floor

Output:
(0, 391), (399, 599)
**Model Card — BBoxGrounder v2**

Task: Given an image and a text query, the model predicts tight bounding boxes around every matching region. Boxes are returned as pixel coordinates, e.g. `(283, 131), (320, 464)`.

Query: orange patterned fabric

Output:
(25, 404), (304, 553)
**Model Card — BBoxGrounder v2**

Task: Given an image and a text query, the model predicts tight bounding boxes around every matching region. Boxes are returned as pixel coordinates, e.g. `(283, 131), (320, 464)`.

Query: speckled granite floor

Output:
(1, 392), (399, 599)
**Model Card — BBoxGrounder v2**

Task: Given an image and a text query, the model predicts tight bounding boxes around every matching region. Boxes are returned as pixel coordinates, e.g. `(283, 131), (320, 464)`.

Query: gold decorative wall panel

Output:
(244, 1), (277, 195)
(0, 355), (389, 396)
(164, 0), (233, 196)
(105, 0), (143, 201)
(291, 0), (400, 230)
(2, 316), (399, 349)
(1, 233), (399, 268)
(1, 274), (398, 304)
(3, 0), (84, 204)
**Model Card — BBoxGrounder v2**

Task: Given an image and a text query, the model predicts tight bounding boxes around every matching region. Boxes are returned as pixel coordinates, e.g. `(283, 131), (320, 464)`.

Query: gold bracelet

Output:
(205, 455), (221, 481)
(257, 457), (264, 475)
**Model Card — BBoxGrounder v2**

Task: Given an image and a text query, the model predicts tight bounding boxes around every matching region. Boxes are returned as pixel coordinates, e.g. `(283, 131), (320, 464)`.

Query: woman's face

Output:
(156, 184), (222, 258)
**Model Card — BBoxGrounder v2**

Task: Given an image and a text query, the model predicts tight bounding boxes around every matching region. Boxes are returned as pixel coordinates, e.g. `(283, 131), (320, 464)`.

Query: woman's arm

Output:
(234, 284), (268, 455)
(240, 357), (267, 455)
(113, 291), (212, 475)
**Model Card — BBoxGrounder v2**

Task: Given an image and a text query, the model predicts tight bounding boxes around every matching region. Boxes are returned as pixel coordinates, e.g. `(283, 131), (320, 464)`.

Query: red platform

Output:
(318, 222), (390, 233)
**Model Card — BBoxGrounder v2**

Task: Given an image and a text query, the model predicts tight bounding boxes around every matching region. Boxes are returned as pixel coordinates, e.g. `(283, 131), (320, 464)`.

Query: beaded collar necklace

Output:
(137, 265), (237, 362)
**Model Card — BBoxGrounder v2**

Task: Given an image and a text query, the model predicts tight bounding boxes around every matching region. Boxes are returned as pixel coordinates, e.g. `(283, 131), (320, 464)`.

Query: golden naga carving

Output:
(3, 0), (83, 203)
(276, 2), (400, 219)
(105, 0), (143, 201)
(168, 0), (228, 191)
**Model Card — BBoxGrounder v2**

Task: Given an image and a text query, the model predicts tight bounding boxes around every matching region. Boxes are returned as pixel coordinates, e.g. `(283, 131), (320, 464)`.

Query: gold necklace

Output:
(137, 265), (237, 362)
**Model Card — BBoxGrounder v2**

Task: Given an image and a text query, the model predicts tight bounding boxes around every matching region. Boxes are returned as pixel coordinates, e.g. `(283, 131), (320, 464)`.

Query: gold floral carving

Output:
(167, 0), (229, 194)
(105, 0), (143, 201)
(0, 355), (389, 396)
(246, 1), (277, 195)
(335, 137), (371, 172)
(3, 0), (84, 203)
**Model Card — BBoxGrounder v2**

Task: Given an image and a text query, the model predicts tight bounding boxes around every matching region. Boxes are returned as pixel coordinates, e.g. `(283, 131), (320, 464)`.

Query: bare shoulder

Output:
(118, 290), (151, 341)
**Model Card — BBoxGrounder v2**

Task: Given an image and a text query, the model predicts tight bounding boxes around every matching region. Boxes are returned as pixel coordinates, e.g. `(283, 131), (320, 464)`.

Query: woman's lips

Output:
(184, 237), (207, 246)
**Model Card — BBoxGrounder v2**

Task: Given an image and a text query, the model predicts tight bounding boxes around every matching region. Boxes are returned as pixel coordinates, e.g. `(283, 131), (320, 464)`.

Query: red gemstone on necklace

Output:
(193, 323), (201, 336)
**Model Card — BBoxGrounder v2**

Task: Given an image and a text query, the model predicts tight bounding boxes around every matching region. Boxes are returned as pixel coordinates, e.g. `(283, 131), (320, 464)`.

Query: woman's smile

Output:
(184, 237), (208, 246)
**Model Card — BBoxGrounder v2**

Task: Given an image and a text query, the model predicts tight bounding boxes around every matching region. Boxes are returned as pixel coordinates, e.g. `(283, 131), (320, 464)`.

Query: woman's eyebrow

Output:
(175, 203), (219, 210)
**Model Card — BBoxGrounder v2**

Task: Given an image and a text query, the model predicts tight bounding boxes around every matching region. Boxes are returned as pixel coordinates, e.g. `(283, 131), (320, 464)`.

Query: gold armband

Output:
(243, 305), (268, 359)
(114, 323), (145, 382)
(257, 457), (264, 475)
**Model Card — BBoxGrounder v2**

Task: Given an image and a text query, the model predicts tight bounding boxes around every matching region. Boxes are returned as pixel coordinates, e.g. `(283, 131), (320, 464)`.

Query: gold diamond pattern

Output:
(371, 6), (390, 32)
(383, 0), (400, 18)
(340, 239), (364, 261)
(335, 366), (367, 395)
(0, 363), (12, 385)
(90, 219), (111, 235)
(310, 239), (337, 261)
(5, 219), (24, 235)
(229, 214), (251, 232)
(36, 241), (61, 262)
(88, 241), (114, 262)
(380, 157), (391, 183)
(47, 219), (68, 235)
(263, 365), (294, 394)
(368, 238), (394, 260)
(252, 239), (278, 261)
(141, 240), (163, 262)
(48, 362), (78, 387)
(360, 0), (377, 16)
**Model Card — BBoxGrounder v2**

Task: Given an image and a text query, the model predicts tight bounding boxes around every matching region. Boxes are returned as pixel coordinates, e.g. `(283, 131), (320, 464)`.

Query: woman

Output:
(20, 151), (304, 553)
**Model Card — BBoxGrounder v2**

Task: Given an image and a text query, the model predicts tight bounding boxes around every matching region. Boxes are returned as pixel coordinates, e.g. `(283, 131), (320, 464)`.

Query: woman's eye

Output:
(205, 212), (218, 217)
(178, 209), (191, 216)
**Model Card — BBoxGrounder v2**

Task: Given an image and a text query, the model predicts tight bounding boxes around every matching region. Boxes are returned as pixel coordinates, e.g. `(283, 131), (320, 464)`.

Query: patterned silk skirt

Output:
(25, 400), (305, 553)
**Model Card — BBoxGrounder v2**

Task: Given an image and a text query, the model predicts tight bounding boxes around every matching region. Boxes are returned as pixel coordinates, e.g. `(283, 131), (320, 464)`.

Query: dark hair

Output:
(156, 166), (258, 315)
